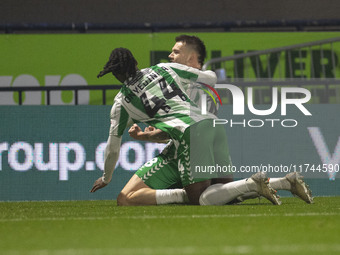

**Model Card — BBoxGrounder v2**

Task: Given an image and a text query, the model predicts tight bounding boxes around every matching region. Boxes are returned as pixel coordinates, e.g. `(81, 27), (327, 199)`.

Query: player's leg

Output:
(117, 174), (187, 206)
(236, 176), (291, 203)
(178, 120), (232, 205)
(174, 123), (213, 205)
(117, 174), (156, 206)
(183, 121), (280, 205)
(179, 143), (275, 205)
(199, 172), (281, 205)
(117, 154), (187, 206)
(236, 172), (313, 204)
(117, 175), (187, 206)
(284, 172), (313, 203)
(269, 172), (313, 203)
(211, 176), (234, 185)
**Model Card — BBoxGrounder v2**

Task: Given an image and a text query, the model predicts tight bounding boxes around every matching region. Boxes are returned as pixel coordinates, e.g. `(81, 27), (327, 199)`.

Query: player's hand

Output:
(128, 124), (168, 143)
(144, 126), (155, 132)
(90, 177), (107, 192)
(128, 124), (143, 140)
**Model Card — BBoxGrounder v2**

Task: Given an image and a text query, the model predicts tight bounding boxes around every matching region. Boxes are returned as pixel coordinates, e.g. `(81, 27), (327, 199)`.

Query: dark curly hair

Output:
(97, 48), (138, 79)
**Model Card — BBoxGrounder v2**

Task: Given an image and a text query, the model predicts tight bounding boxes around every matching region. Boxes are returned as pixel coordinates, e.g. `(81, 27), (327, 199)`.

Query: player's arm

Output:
(193, 69), (217, 87)
(90, 134), (122, 192)
(91, 92), (130, 192)
(128, 124), (170, 143)
(166, 63), (217, 86)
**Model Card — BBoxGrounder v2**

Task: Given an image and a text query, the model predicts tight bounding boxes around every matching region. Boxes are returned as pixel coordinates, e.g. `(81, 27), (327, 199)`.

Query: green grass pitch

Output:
(0, 197), (339, 255)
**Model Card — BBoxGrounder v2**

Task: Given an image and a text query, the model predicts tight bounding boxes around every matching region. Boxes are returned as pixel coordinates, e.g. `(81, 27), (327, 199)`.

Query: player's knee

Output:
(199, 191), (210, 205)
(199, 191), (215, 206)
(199, 184), (224, 206)
(117, 192), (131, 206)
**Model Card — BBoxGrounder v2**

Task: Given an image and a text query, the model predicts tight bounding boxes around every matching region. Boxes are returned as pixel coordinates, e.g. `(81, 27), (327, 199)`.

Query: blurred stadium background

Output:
(0, 0), (339, 201)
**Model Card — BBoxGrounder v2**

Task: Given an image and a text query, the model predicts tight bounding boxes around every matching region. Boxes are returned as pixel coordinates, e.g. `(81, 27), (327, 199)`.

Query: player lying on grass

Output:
(90, 47), (282, 205)
(129, 124), (313, 205)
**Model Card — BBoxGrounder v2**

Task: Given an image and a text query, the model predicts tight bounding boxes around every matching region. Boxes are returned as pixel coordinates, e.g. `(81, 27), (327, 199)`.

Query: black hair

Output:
(175, 35), (207, 66)
(97, 47), (138, 79)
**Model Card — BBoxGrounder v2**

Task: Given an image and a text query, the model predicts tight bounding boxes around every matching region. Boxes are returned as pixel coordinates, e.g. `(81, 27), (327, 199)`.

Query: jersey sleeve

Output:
(161, 63), (217, 86)
(109, 91), (133, 137)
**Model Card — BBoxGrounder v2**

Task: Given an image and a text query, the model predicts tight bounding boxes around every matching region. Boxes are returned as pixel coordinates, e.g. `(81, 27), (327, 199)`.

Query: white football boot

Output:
(251, 172), (281, 205)
(285, 172), (314, 204)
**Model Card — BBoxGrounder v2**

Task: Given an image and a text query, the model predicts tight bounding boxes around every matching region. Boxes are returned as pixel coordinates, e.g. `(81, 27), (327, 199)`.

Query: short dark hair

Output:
(97, 47), (137, 79)
(175, 35), (206, 66)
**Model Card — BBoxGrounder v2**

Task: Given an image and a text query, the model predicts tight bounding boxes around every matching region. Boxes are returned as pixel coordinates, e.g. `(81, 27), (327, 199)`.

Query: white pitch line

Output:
(4, 244), (340, 255)
(0, 212), (339, 222)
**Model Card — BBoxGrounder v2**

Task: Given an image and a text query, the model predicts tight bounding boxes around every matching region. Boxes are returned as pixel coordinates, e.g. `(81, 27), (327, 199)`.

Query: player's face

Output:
(169, 42), (192, 65)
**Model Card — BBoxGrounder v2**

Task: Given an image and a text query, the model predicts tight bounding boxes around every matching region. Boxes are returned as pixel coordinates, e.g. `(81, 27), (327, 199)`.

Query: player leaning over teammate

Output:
(117, 35), (233, 206)
(126, 35), (313, 206)
(90, 46), (284, 205)
(90, 35), (313, 206)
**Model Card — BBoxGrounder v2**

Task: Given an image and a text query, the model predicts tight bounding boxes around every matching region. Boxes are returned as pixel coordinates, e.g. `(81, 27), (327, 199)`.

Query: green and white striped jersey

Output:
(109, 63), (217, 141)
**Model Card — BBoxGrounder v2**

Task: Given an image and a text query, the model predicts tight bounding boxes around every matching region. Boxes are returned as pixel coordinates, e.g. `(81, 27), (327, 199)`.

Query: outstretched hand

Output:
(90, 177), (107, 193)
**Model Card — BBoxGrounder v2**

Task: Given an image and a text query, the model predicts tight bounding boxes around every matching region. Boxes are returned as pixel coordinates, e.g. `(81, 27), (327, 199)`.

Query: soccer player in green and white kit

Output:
(90, 47), (282, 205)
(118, 35), (233, 206)
(90, 35), (312, 206)
(124, 36), (313, 205)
